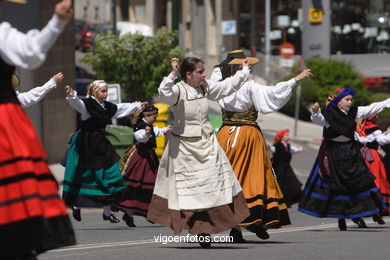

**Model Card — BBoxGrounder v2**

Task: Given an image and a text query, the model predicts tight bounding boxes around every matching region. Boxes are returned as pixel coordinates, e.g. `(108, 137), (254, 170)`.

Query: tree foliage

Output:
(280, 58), (370, 121)
(82, 27), (184, 102)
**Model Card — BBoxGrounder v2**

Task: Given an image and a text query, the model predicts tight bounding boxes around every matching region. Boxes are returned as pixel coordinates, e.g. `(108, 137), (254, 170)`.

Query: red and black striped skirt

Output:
(0, 103), (75, 259)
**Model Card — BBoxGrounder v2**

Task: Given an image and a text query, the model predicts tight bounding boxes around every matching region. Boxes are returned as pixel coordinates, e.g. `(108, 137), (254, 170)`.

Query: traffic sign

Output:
(309, 8), (323, 24)
(107, 84), (121, 104)
(222, 20), (236, 35)
(279, 42), (295, 58)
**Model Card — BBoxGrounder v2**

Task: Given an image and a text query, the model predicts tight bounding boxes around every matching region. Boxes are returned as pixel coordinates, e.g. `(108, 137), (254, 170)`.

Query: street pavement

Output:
(48, 73), (389, 259)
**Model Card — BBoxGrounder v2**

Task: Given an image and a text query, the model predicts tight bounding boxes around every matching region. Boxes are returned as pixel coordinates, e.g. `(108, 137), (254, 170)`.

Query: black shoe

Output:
(122, 214), (136, 227)
(72, 206), (81, 222)
(198, 233), (211, 248)
(255, 226), (270, 240)
(245, 224), (270, 240)
(103, 213), (120, 223)
(352, 218), (367, 228)
(373, 215), (386, 225)
(229, 228), (246, 243)
(338, 219), (347, 231)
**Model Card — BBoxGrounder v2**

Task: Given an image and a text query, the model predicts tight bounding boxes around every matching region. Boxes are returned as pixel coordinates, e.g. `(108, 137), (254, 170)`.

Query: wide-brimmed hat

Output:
(5, 0), (27, 4)
(217, 50), (260, 66)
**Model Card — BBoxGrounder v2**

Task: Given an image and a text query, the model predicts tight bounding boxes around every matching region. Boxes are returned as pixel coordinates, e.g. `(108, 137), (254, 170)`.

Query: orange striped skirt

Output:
(217, 125), (291, 228)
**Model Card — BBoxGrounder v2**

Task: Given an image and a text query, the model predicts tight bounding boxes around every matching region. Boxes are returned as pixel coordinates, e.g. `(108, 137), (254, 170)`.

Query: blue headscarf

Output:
(325, 88), (356, 111)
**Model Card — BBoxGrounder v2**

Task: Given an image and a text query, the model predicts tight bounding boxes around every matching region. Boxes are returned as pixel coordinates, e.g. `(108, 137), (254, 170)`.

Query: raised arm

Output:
(0, 0), (73, 69)
(310, 102), (328, 126)
(206, 60), (250, 101)
(113, 101), (143, 119)
(356, 98), (390, 120)
(18, 72), (63, 108)
(65, 85), (90, 120)
(158, 58), (180, 105)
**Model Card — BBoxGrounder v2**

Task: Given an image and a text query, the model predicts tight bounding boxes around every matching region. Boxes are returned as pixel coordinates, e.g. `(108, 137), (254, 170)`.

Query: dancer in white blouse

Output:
(0, 1), (75, 259)
(211, 50), (312, 242)
(147, 57), (251, 248)
(63, 81), (145, 224)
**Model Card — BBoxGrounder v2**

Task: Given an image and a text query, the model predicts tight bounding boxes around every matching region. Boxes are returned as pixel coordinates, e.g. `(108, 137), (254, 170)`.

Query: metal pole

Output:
(111, 0), (116, 32)
(265, 0), (271, 84)
(216, 0), (222, 61)
(293, 83), (301, 137)
(250, 0), (256, 56)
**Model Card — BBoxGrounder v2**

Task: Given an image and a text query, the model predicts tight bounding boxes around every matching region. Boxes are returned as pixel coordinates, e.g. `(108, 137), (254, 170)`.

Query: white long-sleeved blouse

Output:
(134, 119), (168, 143)
(17, 78), (56, 108)
(0, 15), (68, 69)
(311, 98), (390, 141)
(66, 90), (141, 121)
(210, 67), (296, 113)
(355, 129), (390, 146)
(158, 66), (250, 105)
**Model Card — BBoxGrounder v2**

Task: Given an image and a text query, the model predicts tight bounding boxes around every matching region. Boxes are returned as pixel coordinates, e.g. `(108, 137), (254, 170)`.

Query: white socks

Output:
(103, 206), (112, 217)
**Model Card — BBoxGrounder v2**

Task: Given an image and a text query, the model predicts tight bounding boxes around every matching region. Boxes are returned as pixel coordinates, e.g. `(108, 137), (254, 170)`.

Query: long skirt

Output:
(116, 145), (158, 216)
(0, 103), (75, 259)
(273, 164), (302, 207)
(147, 132), (249, 235)
(364, 148), (390, 215)
(298, 140), (386, 218)
(62, 132), (128, 207)
(217, 125), (291, 228)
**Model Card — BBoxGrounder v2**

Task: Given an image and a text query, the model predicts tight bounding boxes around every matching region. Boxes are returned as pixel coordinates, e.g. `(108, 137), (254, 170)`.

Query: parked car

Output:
(74, 19), (85, 50)
(80, 22), (113, 52)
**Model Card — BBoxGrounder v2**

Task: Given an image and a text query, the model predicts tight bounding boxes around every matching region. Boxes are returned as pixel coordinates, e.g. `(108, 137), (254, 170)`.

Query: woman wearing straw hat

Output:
(210, 50), (313, 242)
(0, 1), (75, 259)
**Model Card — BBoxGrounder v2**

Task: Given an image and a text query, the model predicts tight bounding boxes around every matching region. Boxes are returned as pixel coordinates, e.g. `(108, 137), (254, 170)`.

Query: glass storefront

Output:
(239, 0), (390, 55)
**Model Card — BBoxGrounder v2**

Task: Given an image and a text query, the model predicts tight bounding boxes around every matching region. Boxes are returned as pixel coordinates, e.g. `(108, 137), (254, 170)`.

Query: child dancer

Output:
(355, 116), (390, 219)
(147, 57), (250, 248)
(63, 80), (145, 223)
(15, 72), (63, 108)
(116, 105), (172, 227)
(270, 129), (303, 208)
(298, 88), (390, 231)
(0, 1), (75, 259)
(210, 50), (312, 242)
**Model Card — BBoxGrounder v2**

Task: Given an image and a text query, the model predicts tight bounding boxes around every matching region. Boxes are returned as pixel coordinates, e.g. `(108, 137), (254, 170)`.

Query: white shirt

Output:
(66, 90), (141, 121)
(269, 142), (302, 154)
(17, 78), (56, 108)
(210, 67), (296, 113)
(355, 129), (390, 146)
(311, 98), (390, 141)
(158, 66), (250, 105)
(0, 15), (68, 69)
(134, 119), (168, 143)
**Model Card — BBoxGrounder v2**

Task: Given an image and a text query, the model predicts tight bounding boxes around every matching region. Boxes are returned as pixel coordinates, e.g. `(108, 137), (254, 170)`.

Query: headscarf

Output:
(86, 80), (107, 98)
(131, 105), (159, 126)
(356, 115), (378, 137)
(274, 129), (289, 143)
(325, 88), (356, 111)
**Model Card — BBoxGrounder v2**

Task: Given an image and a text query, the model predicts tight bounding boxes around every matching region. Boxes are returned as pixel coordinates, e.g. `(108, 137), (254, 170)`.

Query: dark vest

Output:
(0, 58), (19, 104)
(134, 120), (157, 150)
(272, 142), (292, 168)
(77, 98), (119, 169)
(322, 106), (358, 140)
(364, 127), (380, 149)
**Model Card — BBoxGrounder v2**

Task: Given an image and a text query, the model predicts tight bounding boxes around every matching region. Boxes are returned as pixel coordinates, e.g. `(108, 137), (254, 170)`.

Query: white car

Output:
(116, 21), (153, 37)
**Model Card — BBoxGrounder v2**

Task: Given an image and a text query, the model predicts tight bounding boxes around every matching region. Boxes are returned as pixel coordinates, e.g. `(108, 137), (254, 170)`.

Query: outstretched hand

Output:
(52, 72), (64, 84)
(311, 102), (320, 113)
(65, 85), (74, 97)
(55, 0), (73, 20)
(294, 69), (313, 83)
(242, 59), (249, 68)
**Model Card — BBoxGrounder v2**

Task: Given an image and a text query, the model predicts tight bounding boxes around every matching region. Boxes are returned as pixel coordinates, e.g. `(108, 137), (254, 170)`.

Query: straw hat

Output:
(5, 0), (27, 3)
(216, 50), (260, 66)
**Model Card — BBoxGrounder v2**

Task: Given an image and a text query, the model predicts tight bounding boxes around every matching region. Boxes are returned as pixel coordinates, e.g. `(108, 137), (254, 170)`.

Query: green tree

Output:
(82, 27), (184, 102)
(280, 58), (370, 121)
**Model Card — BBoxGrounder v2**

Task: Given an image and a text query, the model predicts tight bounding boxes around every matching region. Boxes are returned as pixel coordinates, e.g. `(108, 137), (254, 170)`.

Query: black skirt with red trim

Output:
(0, 103), (76, 259)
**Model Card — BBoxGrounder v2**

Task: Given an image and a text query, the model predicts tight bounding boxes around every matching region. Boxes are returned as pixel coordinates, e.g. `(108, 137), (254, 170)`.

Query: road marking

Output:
(49, 217), (389, 253)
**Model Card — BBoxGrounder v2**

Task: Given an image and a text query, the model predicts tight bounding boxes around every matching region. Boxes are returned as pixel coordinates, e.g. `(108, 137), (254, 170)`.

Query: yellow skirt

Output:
(217, 125), (291, 228)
